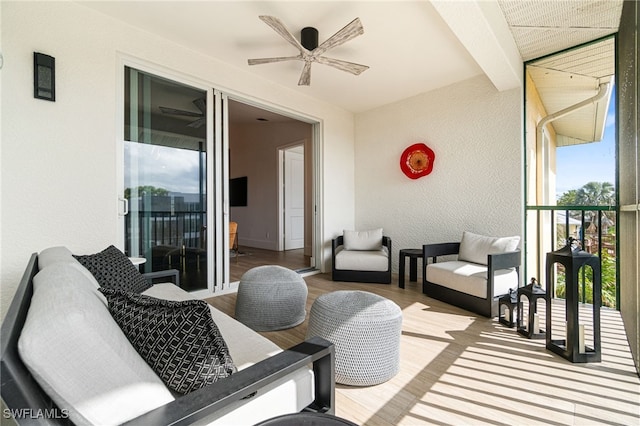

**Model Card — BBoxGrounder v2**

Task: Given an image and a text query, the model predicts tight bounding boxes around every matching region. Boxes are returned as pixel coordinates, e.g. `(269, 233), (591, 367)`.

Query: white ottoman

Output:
(306, 290), (402, 386)
(235, 265), (308, 331)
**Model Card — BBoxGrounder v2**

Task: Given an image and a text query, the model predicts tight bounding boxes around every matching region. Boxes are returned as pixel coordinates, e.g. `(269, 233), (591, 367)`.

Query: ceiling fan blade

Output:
(158, 106), (203, 117)
(192, 98), (206, 114)
(259, 16), (305, 53)
(313, 18), (364, 56)
(298, 61), (312, 86)
(315, 56), (369, 75)
(187, 118), (206, 128)
(248, 55), (302, 66)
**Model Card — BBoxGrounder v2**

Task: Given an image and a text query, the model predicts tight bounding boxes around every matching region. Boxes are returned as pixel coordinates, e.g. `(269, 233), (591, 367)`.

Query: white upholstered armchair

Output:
(332, 228), (392, 284)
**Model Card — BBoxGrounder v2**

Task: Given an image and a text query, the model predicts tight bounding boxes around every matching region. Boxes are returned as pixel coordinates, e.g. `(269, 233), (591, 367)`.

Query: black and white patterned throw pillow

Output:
(74, 245), (152, 293)
(99, 289), (237, 395)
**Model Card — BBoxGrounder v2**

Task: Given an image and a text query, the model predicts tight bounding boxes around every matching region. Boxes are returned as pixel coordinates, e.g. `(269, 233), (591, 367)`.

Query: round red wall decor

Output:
(400, 143), (435, 179)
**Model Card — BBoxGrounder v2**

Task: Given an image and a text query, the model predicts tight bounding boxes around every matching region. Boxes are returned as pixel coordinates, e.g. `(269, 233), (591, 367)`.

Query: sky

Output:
(125, 142), (203, 195)
(555, 90), (616, 198)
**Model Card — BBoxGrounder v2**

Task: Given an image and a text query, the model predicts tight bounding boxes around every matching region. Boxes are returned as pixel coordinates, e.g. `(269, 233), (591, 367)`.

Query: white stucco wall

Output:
(0, 1), (356, 318)
(355, 75), (523, 275)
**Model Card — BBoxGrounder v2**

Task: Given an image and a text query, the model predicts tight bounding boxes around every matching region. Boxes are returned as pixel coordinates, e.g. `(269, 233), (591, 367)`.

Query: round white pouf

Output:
(306, 290), (402, 386)
(235, 265), (308, 331)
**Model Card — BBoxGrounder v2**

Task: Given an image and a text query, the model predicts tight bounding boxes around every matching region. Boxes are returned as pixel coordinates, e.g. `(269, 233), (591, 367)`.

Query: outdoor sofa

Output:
(422, 231), (521, 317)
(1, 246), (334, 425)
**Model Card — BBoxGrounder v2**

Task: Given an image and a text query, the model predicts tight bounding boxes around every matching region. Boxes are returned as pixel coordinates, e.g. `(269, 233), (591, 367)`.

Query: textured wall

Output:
(354, 75), (523, 275)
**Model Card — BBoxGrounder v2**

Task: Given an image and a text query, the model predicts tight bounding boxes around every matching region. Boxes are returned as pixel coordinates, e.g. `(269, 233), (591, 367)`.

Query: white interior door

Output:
(283, 147), (304, 250)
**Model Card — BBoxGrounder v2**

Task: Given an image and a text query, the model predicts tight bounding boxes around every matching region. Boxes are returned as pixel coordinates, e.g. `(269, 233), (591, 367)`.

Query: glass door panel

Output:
(124, 66), (208, 291)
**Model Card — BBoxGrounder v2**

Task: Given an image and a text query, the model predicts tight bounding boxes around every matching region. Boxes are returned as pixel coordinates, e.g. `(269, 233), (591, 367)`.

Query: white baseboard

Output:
(238, 238), (278, 251)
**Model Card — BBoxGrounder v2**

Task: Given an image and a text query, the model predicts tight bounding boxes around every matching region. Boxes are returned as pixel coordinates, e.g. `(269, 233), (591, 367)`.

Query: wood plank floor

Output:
(206, 273), (640, 426)
(229, 247), (309, 282)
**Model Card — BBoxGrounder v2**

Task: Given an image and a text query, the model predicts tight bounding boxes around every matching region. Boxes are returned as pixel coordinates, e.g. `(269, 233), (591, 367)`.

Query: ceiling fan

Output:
(248, 15), (369, 86)
(158, 98), (206, 128)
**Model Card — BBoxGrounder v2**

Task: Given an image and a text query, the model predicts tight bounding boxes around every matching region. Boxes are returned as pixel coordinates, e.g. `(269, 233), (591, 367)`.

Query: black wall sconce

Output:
(34, 52), (55, 101)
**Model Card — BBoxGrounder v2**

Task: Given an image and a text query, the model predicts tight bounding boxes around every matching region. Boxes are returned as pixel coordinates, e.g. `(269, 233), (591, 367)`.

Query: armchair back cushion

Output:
(343, 228), (383, 251)
(458, 231), (520, 265)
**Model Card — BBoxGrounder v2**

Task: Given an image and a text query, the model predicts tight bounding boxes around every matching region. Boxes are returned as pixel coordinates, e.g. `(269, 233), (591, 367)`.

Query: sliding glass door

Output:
(123, 66), (209, 291)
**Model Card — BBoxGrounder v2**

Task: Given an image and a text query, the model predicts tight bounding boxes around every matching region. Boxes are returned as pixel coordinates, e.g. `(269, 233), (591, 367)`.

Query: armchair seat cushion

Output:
(334, 248), (389, 272)
(426, 261), (518, 299)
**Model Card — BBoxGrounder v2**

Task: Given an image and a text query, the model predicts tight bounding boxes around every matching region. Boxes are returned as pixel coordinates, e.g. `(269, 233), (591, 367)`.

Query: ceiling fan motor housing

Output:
(301, 27), (318, 50)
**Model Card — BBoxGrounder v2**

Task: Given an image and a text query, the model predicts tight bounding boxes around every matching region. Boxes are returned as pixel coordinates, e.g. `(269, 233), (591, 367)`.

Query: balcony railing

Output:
(125, 210), (207, 257)
(526, 205), (618, 309)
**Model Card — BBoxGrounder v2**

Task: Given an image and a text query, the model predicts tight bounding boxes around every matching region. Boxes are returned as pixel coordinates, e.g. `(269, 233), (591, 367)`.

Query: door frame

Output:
(277, 141), (306, 252)
(226, 95), (323, 276)
(117, 55), (216, 298)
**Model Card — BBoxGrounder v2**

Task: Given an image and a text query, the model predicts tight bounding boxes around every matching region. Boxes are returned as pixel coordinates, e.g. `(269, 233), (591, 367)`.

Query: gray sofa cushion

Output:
(38, 246), (75, 269)
(18, 262), (174, 426)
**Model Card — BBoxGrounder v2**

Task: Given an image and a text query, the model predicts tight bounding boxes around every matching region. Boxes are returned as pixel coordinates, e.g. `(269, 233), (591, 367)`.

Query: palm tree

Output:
(576, 181), (615, 206)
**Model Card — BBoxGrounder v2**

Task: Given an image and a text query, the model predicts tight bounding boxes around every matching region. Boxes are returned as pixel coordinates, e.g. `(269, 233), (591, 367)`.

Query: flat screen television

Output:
(229, 176), (247, 207)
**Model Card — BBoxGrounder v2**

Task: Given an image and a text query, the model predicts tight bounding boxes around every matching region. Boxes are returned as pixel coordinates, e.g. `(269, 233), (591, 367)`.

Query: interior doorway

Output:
(227, 99), (315, 278)
(279, 143), (305, 251)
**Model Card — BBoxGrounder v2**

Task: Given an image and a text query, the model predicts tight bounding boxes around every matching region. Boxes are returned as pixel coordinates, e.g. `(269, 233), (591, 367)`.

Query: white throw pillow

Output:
(458, 231), (520, 265)
(343, 228), (383, 251)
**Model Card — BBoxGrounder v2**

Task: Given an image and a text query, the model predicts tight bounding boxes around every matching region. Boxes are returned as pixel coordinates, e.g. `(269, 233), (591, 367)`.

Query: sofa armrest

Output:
(332, 235), (344, 251)
(422, 242), (461, 259)
(422, 242), (460, 282)
(487, 250), (521, 299)
(142, 269), (180, 287)
(124, 336), (335, 426)
(487, 250), (521, 271)
(383, 236), (392, 270)
(333, 235), (390, 254)
(331, 237), (343, 274)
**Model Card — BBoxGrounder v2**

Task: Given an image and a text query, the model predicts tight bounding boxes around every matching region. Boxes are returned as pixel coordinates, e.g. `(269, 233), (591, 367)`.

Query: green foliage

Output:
(554, 181), (617, 308)
(557, 189), (579, 206)
(557, 181), (614, 206)
(124, 186), (169, 199)
(576, 181), (615, 206)
(553, 250), (617, 308)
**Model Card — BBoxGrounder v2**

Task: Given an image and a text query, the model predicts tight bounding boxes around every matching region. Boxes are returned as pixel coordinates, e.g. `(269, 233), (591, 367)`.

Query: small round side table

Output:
(128, 257), (146, 266)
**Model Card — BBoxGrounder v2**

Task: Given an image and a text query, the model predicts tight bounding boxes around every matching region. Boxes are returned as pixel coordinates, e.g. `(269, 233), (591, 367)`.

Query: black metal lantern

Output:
(517, 278), (546, 339)
(498, 288), (517, 328)
(545, 239), (601, 363)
